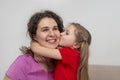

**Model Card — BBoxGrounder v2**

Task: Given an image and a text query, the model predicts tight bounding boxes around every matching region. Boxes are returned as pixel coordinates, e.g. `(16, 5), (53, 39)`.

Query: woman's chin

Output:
(45, 44), (58, 49)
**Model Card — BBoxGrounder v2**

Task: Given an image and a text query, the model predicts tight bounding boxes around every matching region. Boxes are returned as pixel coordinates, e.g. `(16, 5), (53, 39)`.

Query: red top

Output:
(54, 47), (80, 80)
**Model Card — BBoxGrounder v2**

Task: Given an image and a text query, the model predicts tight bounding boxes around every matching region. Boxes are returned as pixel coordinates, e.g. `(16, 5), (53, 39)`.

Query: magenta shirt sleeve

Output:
(6, 54), (54, 80)
(6, 55), (27, 80)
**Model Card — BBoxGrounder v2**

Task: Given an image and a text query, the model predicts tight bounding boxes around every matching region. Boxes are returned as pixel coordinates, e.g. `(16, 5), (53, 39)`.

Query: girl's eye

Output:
(66, 32), (69, 35)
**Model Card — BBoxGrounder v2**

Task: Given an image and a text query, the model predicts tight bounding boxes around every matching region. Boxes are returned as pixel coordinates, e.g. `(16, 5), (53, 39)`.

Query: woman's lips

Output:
(47, 39), (56, 44)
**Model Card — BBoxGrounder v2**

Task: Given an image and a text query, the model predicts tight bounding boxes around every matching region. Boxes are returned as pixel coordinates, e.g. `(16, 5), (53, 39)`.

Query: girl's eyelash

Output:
(66, 32), (69, 35)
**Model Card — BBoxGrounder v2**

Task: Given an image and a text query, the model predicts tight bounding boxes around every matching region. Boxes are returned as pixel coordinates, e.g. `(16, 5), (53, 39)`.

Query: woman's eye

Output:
(42, 29), (48, 32)
(53, 27), (59, 30)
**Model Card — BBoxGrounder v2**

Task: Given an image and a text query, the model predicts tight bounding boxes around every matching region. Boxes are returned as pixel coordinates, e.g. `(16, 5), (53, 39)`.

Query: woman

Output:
(4, 10), (64, 80)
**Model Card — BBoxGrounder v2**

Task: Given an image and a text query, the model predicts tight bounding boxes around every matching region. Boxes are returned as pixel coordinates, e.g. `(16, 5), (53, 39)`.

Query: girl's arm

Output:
(30, 41), (62, 60)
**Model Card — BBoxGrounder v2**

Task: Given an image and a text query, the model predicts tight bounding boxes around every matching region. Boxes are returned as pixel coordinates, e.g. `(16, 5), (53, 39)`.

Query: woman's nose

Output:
(49, 30), (55, 36)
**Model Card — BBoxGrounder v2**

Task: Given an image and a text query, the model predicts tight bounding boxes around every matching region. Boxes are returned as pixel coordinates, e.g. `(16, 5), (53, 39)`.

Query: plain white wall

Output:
(0, 0), (120, 79)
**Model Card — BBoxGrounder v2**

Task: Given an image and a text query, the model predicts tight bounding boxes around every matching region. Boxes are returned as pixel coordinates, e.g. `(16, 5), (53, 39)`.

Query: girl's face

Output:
(59, 25), (76, 48)
(34, 17), (60, 49)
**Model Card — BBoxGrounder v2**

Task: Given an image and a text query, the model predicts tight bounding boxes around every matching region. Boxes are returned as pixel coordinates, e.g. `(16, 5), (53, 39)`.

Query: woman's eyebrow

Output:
(41, 26), (48, 29)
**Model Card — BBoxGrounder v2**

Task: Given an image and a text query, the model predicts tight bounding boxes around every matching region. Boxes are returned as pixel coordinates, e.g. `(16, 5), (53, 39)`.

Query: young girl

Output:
(31, 22), (91, 80)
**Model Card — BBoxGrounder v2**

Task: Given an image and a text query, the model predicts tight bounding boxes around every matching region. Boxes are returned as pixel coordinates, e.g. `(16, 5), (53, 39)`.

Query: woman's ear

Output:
(73, 42), (80, 49)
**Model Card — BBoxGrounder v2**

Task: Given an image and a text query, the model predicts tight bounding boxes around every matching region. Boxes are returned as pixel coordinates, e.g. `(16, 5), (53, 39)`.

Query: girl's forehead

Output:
(66, 25), (75, 30)
(65, 25), (76, 35)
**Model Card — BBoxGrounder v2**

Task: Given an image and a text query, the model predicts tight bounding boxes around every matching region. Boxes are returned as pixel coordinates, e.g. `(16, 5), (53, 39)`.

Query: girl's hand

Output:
(30, 41), (40, 53)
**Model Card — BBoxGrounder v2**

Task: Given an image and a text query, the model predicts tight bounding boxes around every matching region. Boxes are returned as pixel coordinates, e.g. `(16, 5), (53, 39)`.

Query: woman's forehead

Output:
(37, 18), (57, 28)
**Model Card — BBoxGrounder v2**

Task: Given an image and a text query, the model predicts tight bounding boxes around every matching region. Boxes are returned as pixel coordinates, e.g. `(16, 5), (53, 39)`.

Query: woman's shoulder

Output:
(16, 54), (34, 63)
(16, 54), (45, 72)
(6, 54), (35, 79)
(18, 54), (32, 59)
(8, 54), (36, 70)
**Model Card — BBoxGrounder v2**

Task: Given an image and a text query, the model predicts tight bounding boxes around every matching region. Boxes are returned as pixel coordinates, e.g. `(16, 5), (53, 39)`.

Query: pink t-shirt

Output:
(6, 54), (53, 80)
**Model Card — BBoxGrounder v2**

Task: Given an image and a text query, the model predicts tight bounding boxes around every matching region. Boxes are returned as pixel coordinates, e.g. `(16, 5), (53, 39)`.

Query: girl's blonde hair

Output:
(70, 23), (91, 80)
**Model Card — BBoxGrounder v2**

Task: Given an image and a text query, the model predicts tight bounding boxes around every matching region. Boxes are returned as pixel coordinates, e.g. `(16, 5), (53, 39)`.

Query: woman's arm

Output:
(30, 41), (62, 60)
(3, 75), (11, 80)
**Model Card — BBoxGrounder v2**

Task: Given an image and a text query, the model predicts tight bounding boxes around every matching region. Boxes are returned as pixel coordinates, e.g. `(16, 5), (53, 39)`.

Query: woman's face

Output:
(34, 17), (60, 49)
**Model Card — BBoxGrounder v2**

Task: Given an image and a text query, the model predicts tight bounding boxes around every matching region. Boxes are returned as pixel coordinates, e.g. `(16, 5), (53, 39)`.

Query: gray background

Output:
(0, 0), (120, 79)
